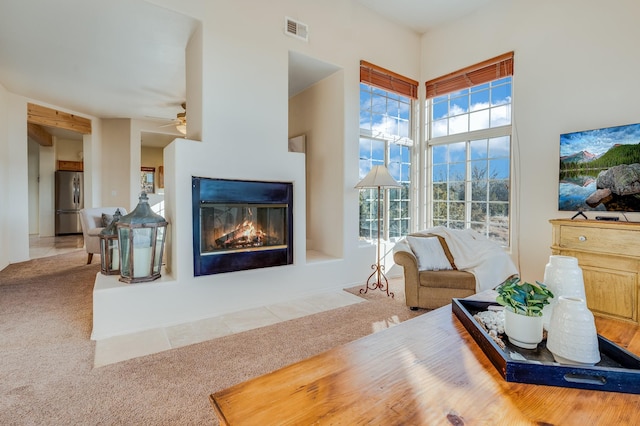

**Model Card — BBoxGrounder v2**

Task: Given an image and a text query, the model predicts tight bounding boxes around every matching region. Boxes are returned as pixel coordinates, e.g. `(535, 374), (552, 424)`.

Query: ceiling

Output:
(0, 0), (492, 144)
(289, 52), (341, 98)
(356, 0), (495, 34)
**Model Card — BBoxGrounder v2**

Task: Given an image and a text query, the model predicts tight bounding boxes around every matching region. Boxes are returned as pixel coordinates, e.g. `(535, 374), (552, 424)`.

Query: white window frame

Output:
(425, 80), (513, 246)
(359, 83), (416, 242)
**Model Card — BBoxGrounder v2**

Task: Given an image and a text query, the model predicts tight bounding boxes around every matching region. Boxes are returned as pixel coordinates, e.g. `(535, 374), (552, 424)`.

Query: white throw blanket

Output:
(417, 226), (518, 292)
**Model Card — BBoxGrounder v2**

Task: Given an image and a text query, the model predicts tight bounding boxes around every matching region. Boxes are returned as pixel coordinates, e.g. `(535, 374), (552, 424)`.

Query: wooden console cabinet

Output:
(550, 219), (640, 324)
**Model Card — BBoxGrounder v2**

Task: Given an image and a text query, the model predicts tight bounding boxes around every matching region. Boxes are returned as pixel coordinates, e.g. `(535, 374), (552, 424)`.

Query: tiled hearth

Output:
(93, 290), (363, 367)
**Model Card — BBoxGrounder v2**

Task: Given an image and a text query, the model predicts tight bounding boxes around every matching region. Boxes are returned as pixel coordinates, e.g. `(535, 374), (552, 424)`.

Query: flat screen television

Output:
(559, 122), (640, 212)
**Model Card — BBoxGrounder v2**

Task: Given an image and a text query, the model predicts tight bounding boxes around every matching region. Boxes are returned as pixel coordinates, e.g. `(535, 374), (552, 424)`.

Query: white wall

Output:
(101, 119), (132, 208)
(175, 0), (417, 263)
(0, 83), (9, 269)
(421, 0), (640, 281)
(184, 21), (202, 142)
(82, 129), (101, 209)
(91, 0), (422, 338)
(5, 94), (30, 263)
(27, 139), (39, 234)
(38, 142), (55, 237)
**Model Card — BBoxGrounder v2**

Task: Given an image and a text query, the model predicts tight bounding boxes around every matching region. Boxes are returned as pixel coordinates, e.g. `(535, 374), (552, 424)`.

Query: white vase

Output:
(546, 296), (600, 365)
(542, 255), (585, 329)
(503, 308), (544, 349)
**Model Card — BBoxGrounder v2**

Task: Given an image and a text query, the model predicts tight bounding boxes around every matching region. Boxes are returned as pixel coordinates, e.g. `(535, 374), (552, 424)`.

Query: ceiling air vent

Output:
(285, 17), (308, 42)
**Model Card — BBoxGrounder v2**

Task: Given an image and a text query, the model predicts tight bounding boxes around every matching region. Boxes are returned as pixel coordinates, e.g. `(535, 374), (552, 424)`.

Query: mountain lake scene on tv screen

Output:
(559, 122), (640, 212)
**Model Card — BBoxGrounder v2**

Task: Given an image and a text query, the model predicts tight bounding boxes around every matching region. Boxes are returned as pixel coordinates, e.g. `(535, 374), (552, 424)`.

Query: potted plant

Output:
(495, 275), (554, 349)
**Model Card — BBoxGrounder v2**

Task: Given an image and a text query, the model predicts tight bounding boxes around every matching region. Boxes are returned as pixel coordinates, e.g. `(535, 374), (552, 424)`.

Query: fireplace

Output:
(192, 177), (293, 276)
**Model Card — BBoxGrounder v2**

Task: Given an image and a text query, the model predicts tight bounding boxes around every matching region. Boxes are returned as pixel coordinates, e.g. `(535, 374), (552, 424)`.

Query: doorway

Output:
(26, 103), (90, 253)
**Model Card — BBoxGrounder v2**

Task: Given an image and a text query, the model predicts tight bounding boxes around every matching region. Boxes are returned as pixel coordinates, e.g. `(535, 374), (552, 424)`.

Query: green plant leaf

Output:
(495, 276), (553, 317)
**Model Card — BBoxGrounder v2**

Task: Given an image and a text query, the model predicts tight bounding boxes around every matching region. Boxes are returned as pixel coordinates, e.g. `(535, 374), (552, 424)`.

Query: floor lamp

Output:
(355, 165), (401, 297)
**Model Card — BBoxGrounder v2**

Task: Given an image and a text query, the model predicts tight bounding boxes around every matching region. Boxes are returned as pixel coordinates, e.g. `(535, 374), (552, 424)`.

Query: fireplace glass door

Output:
(192, 177), (293, 276)
(200, 203), (287, 254)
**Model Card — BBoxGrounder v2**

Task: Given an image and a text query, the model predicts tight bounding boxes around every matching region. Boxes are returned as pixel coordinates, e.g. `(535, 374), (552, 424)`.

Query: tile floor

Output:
(29, 235), (366, 368)
(29, 234), (84, 259)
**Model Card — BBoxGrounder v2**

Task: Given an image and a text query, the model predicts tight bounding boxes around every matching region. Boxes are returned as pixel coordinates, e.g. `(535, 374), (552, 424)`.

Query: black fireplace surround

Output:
(192, 177), (293, 276)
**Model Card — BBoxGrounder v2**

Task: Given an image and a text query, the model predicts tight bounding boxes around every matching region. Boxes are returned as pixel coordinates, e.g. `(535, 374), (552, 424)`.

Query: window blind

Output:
(425, 51), (514, 99)
(360, 60), (418, 99)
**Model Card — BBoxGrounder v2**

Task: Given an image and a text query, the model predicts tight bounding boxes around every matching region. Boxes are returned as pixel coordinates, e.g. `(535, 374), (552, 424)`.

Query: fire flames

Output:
(214, 219), (265, 249)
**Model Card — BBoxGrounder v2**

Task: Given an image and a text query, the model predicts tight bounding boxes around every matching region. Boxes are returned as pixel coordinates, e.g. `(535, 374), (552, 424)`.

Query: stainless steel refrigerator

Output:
(55, 170), (84, 235)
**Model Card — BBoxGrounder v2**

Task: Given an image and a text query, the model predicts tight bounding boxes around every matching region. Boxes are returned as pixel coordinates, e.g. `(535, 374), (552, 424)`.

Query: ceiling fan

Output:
(159, 102), (186, 135)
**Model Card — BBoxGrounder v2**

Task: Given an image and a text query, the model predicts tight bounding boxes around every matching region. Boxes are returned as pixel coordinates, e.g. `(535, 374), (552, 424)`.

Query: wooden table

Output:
(210, 304), (640, 425)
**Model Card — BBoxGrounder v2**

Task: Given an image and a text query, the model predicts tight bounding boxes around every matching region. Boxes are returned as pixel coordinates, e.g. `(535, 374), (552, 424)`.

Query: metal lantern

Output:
(99, 208), (123, 275)
(117, 192), (168, 283)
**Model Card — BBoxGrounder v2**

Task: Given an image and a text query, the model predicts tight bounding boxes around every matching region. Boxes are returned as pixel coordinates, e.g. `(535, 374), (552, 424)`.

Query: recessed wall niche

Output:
(288, 51), (344, 260)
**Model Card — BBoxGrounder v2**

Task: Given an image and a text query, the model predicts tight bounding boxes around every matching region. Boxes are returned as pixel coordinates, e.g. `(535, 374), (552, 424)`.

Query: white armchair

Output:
(79, 207), (127, 264)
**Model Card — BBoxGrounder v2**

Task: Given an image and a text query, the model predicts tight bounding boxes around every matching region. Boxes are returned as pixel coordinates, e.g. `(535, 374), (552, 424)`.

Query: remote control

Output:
(595, 216), (619, 221)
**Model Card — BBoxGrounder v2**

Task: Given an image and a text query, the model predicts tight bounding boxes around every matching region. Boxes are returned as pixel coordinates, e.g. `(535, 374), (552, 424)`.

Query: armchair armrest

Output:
(393, 239), (420, 306)
(393, 239), (418, 270)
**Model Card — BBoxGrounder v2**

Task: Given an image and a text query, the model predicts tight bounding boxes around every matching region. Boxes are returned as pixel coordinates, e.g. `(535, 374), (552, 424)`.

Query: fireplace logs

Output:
(214, 220), (265, 249)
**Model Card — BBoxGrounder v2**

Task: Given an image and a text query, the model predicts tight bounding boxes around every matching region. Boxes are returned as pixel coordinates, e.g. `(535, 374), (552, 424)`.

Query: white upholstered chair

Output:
(79, 207), (127, 264)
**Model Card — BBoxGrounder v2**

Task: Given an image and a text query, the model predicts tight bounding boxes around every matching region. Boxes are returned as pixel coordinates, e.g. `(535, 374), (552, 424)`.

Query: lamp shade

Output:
(355, 165), (401, 189)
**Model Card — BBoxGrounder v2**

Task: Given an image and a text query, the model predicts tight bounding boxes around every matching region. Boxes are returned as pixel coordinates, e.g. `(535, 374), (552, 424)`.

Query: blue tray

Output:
(452, 298), (640, 394)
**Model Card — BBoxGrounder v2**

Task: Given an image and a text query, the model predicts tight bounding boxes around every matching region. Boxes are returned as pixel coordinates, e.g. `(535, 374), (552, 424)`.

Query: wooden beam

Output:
(27, 123), (53, 146)
(27, 103), (92, 134)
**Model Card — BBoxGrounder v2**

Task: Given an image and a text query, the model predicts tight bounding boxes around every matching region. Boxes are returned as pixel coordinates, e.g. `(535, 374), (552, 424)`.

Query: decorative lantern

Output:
(99, 208), (123, 275)
(117, 192), (168, 283)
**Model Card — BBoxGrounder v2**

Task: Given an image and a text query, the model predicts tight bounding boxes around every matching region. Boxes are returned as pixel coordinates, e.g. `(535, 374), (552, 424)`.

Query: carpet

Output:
(0, 251), (426, 425)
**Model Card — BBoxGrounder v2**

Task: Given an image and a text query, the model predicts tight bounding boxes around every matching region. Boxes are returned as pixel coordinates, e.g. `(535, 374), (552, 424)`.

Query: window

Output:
(359, 61), (417, 241)
(426, 52), (513, 246)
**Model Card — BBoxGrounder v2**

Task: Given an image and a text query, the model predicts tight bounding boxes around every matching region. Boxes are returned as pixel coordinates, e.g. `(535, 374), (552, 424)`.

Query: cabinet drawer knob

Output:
(579, 235), (587, 242)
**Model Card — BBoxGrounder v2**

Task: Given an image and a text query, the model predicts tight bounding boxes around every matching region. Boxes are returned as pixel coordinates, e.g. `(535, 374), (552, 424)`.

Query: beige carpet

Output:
(0, 251), (427, 425)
